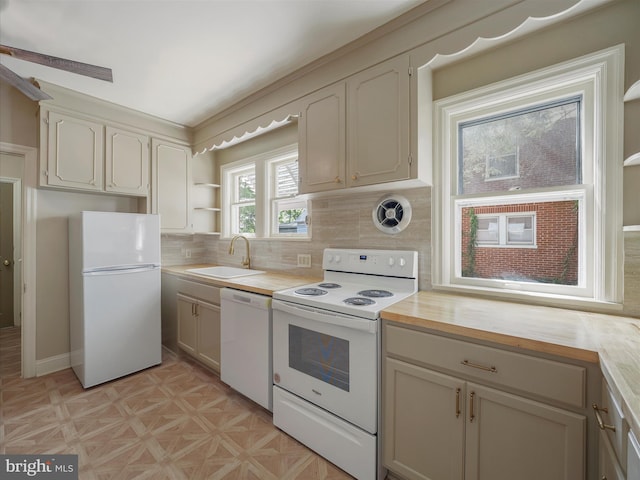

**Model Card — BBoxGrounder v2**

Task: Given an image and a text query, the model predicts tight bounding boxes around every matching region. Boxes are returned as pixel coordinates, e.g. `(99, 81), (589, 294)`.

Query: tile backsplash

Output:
(162, 186), (432, 290)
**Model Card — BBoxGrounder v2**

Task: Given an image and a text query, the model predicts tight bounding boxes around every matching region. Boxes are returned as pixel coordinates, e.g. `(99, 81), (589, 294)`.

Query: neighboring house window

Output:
(433, 46), (624, 306)
(222, 144), (309, 239)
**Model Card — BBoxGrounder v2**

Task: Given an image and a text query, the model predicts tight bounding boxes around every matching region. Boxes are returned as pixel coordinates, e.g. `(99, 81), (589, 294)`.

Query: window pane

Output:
(276, 161), (298, 197)
(236, 171), (256, 201)
(277, 206), (307, 234)
(507, 215), (534, 244)
(234, 204), (255, 234)
(477, 216), (499, 244)
(461, 201), (578, 285)
(459, 99), (580, 195)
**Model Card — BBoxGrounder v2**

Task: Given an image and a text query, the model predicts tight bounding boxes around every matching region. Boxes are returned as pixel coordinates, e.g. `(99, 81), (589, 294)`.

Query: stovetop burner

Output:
(358, 289), (393, 298)
(294, 287), (328, 296)
(318, 283), (341, 289)
(344, 297), (376, 306)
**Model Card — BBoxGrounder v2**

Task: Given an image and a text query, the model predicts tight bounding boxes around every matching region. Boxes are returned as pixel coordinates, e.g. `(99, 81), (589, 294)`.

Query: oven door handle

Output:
(272, 299), (377, 334)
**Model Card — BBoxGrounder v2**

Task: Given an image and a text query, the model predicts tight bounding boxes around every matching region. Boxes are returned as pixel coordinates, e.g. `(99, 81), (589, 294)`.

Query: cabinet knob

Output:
(334, 176), (341, 183)
(351, 173), (359, 181)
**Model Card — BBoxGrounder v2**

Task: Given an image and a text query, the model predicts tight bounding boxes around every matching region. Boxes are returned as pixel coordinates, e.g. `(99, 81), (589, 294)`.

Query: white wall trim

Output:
(0, 142), (37, 378)
(36, 352), (71, 377)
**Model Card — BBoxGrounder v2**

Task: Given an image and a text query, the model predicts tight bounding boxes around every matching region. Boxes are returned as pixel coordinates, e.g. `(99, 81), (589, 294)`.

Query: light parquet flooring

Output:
(0, 326), (354, 479)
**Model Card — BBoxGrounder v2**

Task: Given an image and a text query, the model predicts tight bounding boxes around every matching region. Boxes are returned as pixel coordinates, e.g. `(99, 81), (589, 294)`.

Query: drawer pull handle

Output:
(461, 359), (497, 373)
(592, 403), (616, 432)
(455, 388), (461, 418)
(469, 391), (475, 422)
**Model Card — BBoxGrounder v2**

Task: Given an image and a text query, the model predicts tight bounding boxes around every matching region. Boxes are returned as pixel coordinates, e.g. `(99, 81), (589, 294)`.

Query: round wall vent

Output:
(372, 194), (412, 234)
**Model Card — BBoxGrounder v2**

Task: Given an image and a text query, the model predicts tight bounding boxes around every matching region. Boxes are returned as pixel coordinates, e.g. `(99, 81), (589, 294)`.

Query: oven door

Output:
(272, 299), (378, 434)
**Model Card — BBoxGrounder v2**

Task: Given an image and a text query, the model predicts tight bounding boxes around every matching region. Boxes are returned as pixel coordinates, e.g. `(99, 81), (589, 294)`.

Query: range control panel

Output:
(322, 248), (418, 278)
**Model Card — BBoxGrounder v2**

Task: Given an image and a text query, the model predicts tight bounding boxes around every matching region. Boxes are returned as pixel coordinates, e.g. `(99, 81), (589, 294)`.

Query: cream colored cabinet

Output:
(42, 110), (104, 191)
(346, 55), (411, 188)
(298, 83), (346, 193)
(628, 431), (640, 480)
(384, 323), (587, 480)
(151, 138), (192, 233)
(298, 55), (411, 194)
(177, 290), (221, 373)
(595, 378), (631, 479)
(105, 126), (149, 196)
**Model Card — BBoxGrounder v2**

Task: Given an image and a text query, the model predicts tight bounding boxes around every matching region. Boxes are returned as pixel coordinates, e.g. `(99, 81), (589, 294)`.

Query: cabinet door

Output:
(151, 139), (191, 232)
(384, 357), (465, 480)
(599, 431), (626, 480)
(197, 301), (221, 372)
(347, 55), (410, 187)
(46, 111), (104, 191)
(177, 294), (197, 356)
(105, 127), (149, 196)
(464, 383), (585, 480)
(298, 83), (346, 193)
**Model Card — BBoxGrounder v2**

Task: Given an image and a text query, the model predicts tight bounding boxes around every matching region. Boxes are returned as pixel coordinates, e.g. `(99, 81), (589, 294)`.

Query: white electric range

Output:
(272, 248), (418, 480)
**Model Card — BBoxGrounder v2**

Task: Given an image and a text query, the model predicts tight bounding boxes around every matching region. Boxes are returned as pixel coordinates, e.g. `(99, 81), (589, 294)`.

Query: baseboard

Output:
(36, 352), (71, 376)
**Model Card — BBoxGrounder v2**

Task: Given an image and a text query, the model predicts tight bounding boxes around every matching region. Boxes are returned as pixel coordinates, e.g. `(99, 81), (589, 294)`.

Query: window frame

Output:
(432, 45), (624, 308)
(221, 144), (309, 240)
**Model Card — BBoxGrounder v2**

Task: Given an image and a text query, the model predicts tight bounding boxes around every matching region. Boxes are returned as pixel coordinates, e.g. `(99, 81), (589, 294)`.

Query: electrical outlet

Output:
(297, 254), (311, 268)
(185, 249), (191, 258)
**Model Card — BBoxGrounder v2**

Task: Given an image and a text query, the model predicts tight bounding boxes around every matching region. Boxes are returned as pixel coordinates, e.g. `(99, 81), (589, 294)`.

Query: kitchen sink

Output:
(186, 266), (265, 279)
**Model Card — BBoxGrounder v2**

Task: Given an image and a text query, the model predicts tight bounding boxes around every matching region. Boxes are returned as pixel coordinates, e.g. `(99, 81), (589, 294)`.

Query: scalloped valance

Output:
(193, 108), (299, 155)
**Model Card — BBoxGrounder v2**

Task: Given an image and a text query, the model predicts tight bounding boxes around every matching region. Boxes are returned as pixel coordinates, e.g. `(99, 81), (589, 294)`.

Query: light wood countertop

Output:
(162, 264), (319, 296)
(381, 290), (640, 440)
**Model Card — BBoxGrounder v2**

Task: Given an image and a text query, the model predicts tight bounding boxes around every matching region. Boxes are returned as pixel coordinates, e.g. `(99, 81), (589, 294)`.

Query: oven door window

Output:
(289, 324), (349, 392)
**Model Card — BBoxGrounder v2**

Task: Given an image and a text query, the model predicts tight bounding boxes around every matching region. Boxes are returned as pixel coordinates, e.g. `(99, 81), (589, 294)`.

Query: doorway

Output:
(0, 180), (18, 328)
(0, 144), (37, 378)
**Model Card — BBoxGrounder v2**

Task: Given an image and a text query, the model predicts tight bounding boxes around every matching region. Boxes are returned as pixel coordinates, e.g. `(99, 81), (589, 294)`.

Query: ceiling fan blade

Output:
(0, 64), (52, 101)
(0, 44), (113, 82)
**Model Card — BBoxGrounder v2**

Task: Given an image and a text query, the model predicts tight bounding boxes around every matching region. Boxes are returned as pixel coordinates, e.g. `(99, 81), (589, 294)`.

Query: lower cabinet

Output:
(383, 323), (588, 480)
(177, 289), (221, 373)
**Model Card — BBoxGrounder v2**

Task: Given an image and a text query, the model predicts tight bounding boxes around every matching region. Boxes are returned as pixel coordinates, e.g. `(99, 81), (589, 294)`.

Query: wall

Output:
(35, 189), (137, 361)
(0, 83), (38, 148)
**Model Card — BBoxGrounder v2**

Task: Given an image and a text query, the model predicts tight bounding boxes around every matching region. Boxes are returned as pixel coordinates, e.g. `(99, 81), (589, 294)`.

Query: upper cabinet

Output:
(151, 138), (192, 233)
(347, 55), (411, 188)
(298, 83), (346, 193)
(298, 55), (413, 194)
(105, 126), (150, 196)
(42, 110), (104, 192)
(39, 107), (150, 197)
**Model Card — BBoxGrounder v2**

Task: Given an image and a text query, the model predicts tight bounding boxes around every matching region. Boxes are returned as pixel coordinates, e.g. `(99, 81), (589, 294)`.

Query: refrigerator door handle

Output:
(83, 265), (159, 276)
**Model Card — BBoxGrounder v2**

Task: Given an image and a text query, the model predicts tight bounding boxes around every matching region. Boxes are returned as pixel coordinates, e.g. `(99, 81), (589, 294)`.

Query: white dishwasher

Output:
(220, 288), (273, 411)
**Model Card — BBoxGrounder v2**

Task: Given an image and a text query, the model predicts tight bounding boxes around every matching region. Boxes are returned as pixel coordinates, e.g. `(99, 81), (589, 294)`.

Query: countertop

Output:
(161, 264), (320, 296)
(381, 290), (640, 440)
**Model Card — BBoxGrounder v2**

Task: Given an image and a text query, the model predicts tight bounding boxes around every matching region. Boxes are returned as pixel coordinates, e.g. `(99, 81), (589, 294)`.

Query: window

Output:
(221, 144), (309, 239)
(433, 46), (624, 306)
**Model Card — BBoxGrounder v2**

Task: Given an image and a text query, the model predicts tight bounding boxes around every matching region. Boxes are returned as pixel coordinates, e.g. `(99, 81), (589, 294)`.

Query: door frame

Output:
(0, 142), (37, 378)
(0, 178), (21, 327)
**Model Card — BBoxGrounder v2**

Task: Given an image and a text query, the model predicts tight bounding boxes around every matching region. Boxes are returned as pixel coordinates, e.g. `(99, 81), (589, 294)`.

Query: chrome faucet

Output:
(228, 235), (251, 269)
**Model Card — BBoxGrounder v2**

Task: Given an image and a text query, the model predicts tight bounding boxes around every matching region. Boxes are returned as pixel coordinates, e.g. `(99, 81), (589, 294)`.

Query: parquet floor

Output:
(0, 326), (353, 479)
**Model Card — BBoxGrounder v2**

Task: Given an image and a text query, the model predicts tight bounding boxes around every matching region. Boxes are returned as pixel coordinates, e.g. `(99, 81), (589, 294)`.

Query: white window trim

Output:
(433, 45), (624, 309)
(221, 144), (309, 240)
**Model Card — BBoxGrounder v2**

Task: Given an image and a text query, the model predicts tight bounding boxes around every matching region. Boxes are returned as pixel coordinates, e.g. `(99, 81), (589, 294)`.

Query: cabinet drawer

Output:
(385, 324), (585, 407)
(597, 381), (629, 472)
(177, 279), (220, 304)
(627, 431), (640, 480)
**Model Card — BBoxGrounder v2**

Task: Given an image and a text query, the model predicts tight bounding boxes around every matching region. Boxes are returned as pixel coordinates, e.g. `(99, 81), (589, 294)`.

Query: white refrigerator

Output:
(69, 211), (162, 388)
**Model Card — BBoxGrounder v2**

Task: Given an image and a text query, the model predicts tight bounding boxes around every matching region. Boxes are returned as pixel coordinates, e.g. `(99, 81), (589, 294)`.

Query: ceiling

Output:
(0, 0), (424, 127)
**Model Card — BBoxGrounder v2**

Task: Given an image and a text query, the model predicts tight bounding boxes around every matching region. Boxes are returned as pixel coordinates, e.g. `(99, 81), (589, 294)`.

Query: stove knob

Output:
(326, 254), (333, 263)
(388, 257), (395, 266)
(335, 255), (341, 264)
(399, 257), (406, 267)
